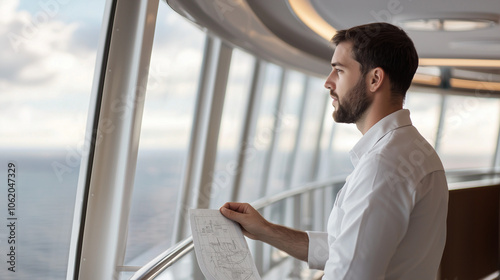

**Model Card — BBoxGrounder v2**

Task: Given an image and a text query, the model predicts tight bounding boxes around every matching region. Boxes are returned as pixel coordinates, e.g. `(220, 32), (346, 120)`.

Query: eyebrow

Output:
(331, 62), (346, 68)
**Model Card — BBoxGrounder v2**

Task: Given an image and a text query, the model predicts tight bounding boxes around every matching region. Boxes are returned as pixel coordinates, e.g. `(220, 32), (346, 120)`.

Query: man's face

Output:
(324, 42), (373, 123)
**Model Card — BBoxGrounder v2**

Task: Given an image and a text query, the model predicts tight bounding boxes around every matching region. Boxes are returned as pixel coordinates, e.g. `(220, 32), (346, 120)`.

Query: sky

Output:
(0, 0), (104, 148)
(0, 1), (206, 149)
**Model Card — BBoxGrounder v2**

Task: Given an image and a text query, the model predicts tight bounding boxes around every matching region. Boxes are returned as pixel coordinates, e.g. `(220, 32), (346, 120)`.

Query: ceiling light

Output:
(412, 73), (441, 86)
(450, 78), (500, 91)
(288, 0), (337, 40)
(419, 58), (500, 68)
(400, 18), (496, 31)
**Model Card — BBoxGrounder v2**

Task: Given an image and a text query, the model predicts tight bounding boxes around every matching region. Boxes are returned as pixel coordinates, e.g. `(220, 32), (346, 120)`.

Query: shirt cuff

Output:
(306, 231), (329, 270)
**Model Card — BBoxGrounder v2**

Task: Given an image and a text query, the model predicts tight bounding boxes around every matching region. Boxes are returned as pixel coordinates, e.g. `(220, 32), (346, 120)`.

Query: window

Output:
(291, 76), (328, 186)
(0, 1), (105, 278)
(405, 88), (442, 146)
(329, 123), (361, 175)
(209, 48), (255, 208)
(238, 63), (283, 202)
(438, 94), (500, 170)
(266, 70), (306, 195)
(124, 3), (205, 266)
(317, 100), (336, 180)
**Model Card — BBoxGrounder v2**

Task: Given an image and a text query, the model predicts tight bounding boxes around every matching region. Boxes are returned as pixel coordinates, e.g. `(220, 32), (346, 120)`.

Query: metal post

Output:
(259, 68), (286, 198)
(172, 37), (233, 242)
(195, 42), (232, 208)
(68, 0), (160, 279)
(231, 59), (265, 202)
(434, 93), (447, 152)
(174, 35), (212, 242)
(491, 102), (500, 171)
(287, 76), (310, 188)
(256, 67), (286, 275)
(311, 94), (330, 181)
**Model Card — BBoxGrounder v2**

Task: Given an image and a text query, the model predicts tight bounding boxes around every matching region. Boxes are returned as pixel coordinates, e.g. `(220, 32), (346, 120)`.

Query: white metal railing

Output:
(128, 169), (500, 280)
(129, 236), (194, 279)
(129, 176), (347, 280)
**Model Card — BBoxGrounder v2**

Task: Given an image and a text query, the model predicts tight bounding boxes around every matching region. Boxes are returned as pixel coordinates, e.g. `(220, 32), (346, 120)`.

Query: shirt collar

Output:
(349, 109), (413, 167)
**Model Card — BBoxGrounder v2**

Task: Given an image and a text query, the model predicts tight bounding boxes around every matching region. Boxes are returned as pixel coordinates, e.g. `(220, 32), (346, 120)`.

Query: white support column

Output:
(311, 94), (330, 181)
(195, 41), (232, 208)
(307, 93), (329, 232)
(288, 77), (310, 188)
(255, 68), (286, 275)
(259, 69), (287, 198)
(173, 37), (233, 243)
(231, 59), (265, 202)
(67, 0), (159, 279)
(492, 103), (500, 171)
(434, 93), (447, 152)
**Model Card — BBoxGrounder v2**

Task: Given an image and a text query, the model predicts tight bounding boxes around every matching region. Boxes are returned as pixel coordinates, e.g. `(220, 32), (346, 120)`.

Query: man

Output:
(220, 22), (448, 279)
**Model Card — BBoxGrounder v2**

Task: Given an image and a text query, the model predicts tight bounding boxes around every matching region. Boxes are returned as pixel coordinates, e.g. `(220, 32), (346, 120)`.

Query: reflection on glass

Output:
(405, 89), (442, 146)
(210, 48), (255, 208)
(0, 1), (105, 279)
(267, 70), (306, 195)
(291, 77), (328, 186)
(238, 63), (283, 202)
(125, 3), (205, 265)
(438, 94), (500, 169)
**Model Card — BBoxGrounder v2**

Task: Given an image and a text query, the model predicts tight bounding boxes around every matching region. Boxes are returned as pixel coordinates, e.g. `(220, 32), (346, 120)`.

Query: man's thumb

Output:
(220, 206), (240, 222)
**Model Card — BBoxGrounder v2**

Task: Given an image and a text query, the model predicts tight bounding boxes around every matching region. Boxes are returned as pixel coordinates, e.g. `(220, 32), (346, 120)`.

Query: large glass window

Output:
(266, 70), (306, 195)
(0, 1), (105, 279)
(405, 88), (442, 146)
(329, 123), (361, 175)
(238, 63), (283, 202)
(317, 100), (336, 180)
(291, 77), (328, 186)
(438, 94), (500, 170)
(209, 48), (255, 208)
(124, 3), (205, 266)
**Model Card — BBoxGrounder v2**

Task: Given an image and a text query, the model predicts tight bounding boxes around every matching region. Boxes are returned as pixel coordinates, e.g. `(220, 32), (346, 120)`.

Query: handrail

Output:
(129, 175), (348, 280)
(251, 175), (347, 209)
(129, 236), (194, 280)
(445, 168), (500, 178)
(129, 168), (500, 280)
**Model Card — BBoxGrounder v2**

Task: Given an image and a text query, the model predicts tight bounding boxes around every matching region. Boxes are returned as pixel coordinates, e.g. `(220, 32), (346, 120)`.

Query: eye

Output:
(335, 68), (343, 74)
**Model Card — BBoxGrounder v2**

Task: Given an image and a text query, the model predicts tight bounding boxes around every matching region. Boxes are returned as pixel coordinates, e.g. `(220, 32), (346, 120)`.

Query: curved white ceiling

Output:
(165, 0), (500, 77)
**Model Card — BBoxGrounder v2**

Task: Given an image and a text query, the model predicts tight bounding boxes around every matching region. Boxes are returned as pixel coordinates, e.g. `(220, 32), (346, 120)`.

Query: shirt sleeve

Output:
(323, 155), (415, 279)
(306, 231), (329, 269)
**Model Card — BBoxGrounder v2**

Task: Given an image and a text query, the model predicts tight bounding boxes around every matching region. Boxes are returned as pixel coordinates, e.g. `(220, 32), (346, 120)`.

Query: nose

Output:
(324, 70), (336, 92)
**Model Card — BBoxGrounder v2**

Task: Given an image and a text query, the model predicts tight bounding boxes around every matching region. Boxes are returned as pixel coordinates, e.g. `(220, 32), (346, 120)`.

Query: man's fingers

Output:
(222, 202), (251, 213)
(220, 205), (242, 222)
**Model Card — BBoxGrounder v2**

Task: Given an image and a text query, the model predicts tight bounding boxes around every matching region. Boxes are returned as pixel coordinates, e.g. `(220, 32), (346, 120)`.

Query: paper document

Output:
(189, 209), (261, 280)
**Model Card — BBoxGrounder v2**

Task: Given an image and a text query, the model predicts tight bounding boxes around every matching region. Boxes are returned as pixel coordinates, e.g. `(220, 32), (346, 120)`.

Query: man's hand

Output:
(219, 202), (271, 241)
(220, 202), (309, 262)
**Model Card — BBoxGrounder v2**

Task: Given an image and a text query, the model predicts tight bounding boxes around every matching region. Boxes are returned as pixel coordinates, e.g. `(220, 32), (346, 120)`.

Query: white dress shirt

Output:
(307, 109), (448, 279)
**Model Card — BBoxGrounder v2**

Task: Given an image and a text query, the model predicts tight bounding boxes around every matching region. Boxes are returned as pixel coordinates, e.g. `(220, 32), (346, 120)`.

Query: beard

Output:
(332, 76), (373, 124)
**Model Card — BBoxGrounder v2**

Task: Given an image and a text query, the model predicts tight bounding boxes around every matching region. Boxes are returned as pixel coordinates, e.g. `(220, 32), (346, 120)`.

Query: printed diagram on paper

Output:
(189, 209), (261, 280)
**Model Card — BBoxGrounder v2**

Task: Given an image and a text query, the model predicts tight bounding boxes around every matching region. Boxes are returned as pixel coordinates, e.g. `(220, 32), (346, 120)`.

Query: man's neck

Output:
(356, 104), (403, 135)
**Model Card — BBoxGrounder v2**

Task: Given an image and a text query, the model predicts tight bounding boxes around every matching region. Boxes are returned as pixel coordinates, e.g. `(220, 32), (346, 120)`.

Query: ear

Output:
(367, 67), (385, 93)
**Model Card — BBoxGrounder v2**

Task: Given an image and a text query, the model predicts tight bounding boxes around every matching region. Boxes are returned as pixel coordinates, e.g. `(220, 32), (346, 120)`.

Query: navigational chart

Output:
(189, 209), (261, 280)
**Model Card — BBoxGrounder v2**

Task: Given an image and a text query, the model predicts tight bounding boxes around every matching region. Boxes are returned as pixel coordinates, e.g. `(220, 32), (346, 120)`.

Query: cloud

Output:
(0, 1), (19, 24)
(0, 1), (209, 149)
(0, 1), (87, 91)
(0, 1), (99, 148)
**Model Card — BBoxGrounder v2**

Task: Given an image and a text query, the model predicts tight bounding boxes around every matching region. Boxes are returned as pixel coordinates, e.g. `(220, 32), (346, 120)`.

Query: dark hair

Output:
(332, 22), (418, 100)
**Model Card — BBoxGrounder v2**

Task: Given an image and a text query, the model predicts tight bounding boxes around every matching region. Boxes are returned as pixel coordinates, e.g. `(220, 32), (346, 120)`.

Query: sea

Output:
(0, 149), (183, 280)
